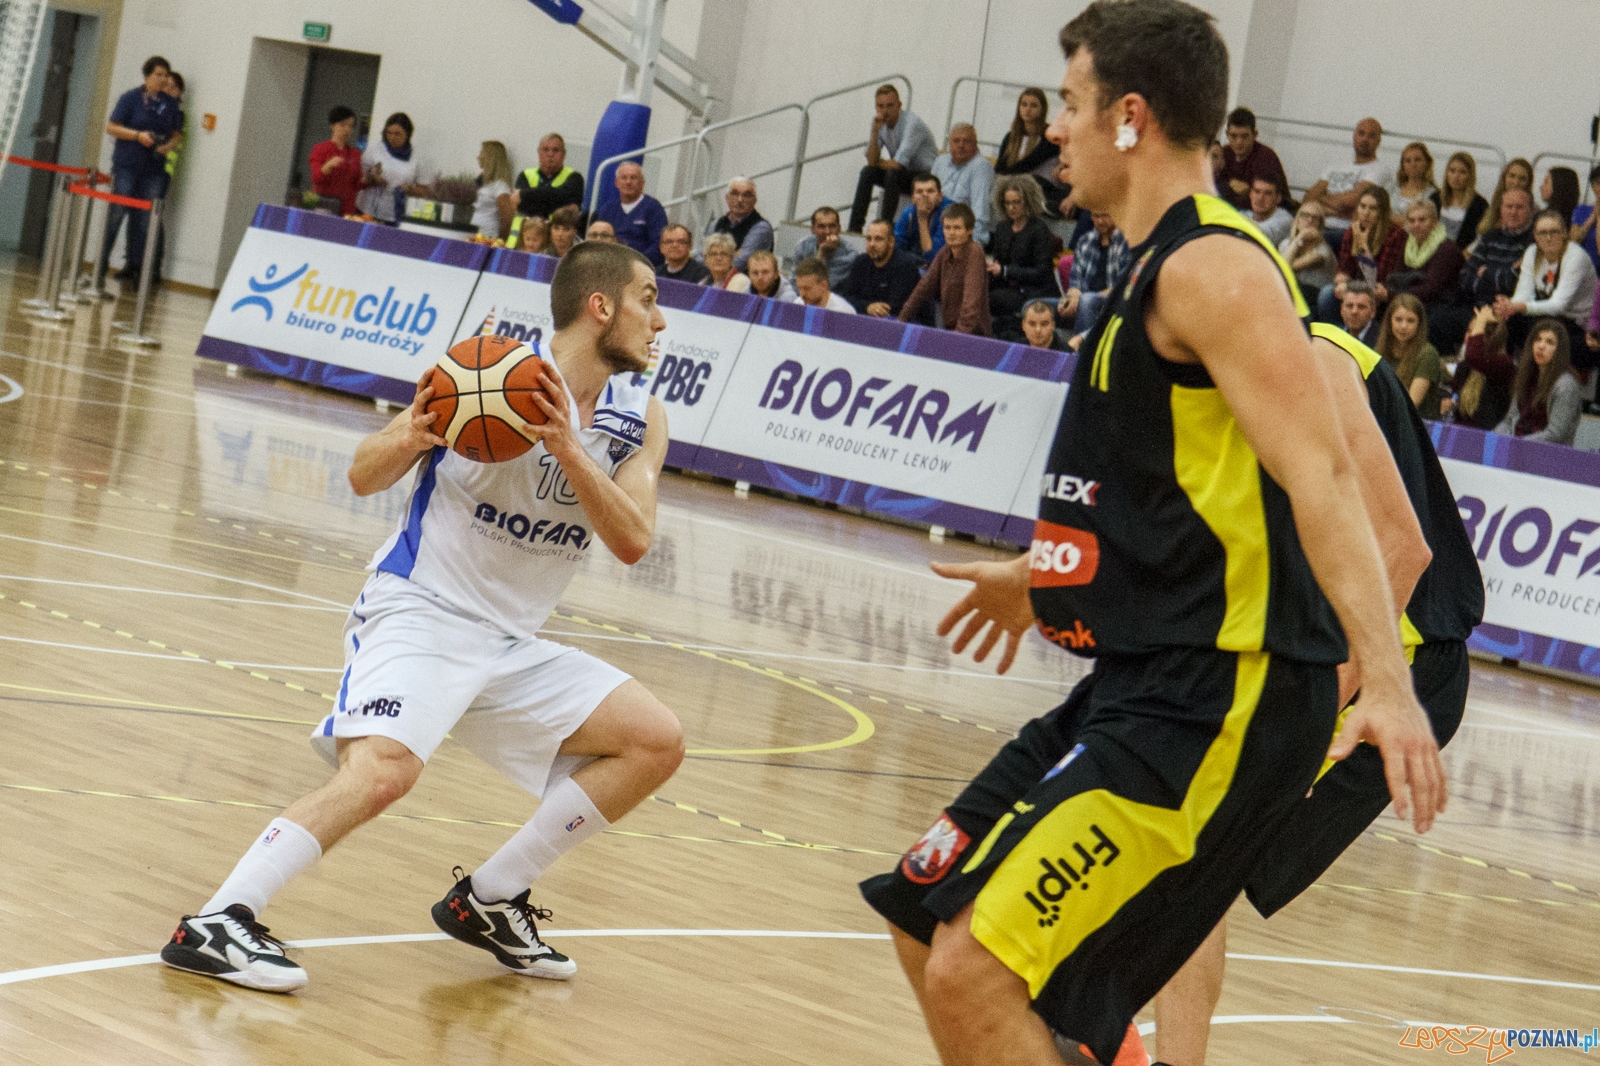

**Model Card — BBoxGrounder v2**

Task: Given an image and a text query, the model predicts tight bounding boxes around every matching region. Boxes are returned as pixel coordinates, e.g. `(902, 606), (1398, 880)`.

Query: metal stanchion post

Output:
(22, 172), (69, 310)
(115, 198), (162, 348)
(56, 188), (87, 305)
(68, 189), (96, 304)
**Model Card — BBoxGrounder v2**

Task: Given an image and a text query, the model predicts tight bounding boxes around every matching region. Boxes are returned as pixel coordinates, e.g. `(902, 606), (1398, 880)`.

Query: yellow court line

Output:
(0, 504), (366, 575)
(0, 681), (318, 726)
(1310, 882), (1600, 910)
(1366, 830), (1600, 901)
(550, 610), (876, 756)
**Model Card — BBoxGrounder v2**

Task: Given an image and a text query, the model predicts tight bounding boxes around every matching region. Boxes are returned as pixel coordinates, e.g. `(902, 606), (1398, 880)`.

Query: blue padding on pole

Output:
(525, 0), (583, 25)
(587, 100), (653, 216)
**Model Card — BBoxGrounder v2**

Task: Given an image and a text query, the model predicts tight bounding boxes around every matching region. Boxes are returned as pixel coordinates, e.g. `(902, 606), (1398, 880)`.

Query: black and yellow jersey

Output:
(1310, 324), (1484, 644)
(1029, 194), (1345, 664)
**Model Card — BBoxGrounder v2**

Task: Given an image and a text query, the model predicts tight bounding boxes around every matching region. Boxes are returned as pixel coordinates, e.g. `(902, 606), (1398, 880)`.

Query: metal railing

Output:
(1255, 115), (1507, 169)
(786, 74), (913, 221)
(945, 75), (1038, 151)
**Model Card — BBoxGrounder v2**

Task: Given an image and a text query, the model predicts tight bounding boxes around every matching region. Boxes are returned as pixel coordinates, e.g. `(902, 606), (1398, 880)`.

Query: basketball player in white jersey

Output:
(161, 242), (683, 992)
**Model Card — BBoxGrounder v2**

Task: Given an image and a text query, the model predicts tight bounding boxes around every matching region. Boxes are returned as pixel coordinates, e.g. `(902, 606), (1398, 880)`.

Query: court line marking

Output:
(647, 794), (894, 854)
(1364, 828), (1600, 900)
(0, 373), (20, 404)
(0, 592), (339, 702)
(0, 635), (342, 672)
(0, 575), (347, 611)
(0, 685), (319, 726)
(3, 937), (1594, 996)
(0, 533), (350, 606)
(539, 629), (1068, 688)
(1308, 880), (1600, 910)
(0, 503), (367, 575)
(550, 610), (876, 756)
(656, 506), (954, 581)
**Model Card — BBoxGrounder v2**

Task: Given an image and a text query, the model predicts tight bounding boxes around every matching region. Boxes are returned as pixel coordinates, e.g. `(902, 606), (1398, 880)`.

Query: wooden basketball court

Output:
(0, 260), (1596, 1065)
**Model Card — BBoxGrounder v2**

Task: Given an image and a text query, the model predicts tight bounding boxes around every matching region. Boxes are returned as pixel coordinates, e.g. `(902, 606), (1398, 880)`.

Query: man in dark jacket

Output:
(843, 220), (923, 319)
(100, 55), (182, 283)
(514, 134), (585, 219)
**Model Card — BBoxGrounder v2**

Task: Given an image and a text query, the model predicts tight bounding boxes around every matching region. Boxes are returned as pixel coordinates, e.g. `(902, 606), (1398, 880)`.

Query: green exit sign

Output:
(303, 21), (332, 42)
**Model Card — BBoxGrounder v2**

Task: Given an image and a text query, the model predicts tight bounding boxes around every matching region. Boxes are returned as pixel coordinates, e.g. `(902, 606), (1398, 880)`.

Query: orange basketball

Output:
(424, 335), (556, 463)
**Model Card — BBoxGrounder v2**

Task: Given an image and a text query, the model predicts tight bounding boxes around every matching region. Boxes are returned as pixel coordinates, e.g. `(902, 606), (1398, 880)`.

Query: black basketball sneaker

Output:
(430, 868), (577, 979)
(160, 905), (308, 992)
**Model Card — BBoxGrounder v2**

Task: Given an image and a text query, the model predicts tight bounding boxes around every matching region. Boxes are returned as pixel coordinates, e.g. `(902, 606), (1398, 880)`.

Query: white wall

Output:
(99, 0), (701, 288)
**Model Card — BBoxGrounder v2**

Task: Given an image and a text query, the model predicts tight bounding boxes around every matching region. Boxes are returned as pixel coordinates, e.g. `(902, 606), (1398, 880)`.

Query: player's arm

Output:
(931, 553), (1035, 675)
(1149, 238), (1444, 831)
(529, 385), (667, 565)
(1311, 338), (1432, 614)
(348, 378), (447, 496)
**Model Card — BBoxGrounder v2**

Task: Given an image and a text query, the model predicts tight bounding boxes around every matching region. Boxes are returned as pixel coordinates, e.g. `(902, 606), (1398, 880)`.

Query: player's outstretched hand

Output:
(931, 555), (1035, 675)
(1326, 679), (1446, 833)
(403, 377), (447, 451)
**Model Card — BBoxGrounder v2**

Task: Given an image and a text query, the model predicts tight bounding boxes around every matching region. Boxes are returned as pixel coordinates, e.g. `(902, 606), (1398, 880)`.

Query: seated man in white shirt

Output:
(931, 124), (996, 244)
(791, 256), (856, 314)
(1246, 177), (1293, 246)
(1303, 117), (1388, 247)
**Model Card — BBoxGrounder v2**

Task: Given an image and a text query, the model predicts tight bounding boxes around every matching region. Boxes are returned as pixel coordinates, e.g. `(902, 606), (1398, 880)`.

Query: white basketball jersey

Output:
(368, 372), (650, 636)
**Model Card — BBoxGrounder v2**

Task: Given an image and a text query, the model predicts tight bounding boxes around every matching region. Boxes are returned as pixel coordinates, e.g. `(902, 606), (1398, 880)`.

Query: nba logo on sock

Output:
(261, 828), (281, 845)
(565, 815), (585, 833)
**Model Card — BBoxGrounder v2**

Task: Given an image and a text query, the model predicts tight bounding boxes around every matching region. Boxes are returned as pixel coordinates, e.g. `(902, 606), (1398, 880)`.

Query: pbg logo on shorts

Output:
(1029, 520), (1099, 587)
(900, 813), (970, 885)
(349, 696), (403, 718)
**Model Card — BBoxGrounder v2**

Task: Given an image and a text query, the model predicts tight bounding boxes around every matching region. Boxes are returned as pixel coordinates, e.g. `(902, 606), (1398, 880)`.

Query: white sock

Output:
(472, 777), (608, 902)
(200, 817), (323, 917)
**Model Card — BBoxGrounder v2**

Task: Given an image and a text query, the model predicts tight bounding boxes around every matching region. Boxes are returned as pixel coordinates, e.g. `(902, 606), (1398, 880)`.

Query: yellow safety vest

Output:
(521, 166), (576, 189)
(505, 214), (525, 248)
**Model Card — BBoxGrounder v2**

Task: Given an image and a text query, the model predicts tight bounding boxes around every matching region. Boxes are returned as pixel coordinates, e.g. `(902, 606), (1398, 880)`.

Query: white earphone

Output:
(1115, 124), (1139, 151)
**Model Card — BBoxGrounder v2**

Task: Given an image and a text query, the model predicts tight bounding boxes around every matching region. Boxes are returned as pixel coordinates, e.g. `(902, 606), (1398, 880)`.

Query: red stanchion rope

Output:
(67, 183), (151, 210)
(4, 154), (90, 177)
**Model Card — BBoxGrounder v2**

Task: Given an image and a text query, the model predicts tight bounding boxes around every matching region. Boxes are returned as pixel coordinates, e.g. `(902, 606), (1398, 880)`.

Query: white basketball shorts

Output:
(308, 572), (630, 797)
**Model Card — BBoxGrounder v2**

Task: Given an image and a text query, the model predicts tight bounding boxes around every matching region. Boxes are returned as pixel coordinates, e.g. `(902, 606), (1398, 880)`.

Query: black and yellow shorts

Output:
(1245, 638), (1469, 918)
(861, 646), (1337, 1065)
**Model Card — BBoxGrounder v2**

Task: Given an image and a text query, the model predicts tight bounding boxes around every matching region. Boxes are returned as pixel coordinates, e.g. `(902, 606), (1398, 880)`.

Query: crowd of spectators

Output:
(289, 83), (1598, 449)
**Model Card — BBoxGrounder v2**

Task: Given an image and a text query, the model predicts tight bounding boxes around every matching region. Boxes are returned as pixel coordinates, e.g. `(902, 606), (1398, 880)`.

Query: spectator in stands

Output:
(986, 174), (1059, 338)
(1477, 157), (1533, 239)
(896, 173), (954, 265)
(358, 113), (426, 222)
(1431, 152), (1488, 244)
(1339, 281), (1380, 346)
(1486, 317), (1583, 444)
(704, 177), (771, 272)
(1568, 164), (1600, 271)
(793, 256), (856, 313)
(1317, 186), (1405, 322)
(657, 225), (710, 284)
(102, 56), (180, 281)
(514, 133), (584, 219)
(932, 123), (995, 243)
(471, 141), (513, 240)
(1541, 166), (1580, 227)
(792, 206), (858, 289)
(843, 220), (923, 319)
(308, 105), (364, 218)
(849, 84), (936, 234)
(547, 205), (581, 260)
(1021, 299), (1071, 351)
(1281, 202), (1337, 295)
(595, 162), (668, 267)
(746, 251), (797, 303)
(1447, 308), (1512, 430)
(585, 220), (617, 243)
(1060, 211), (1129, 344)
(1246, 176), (1293, 246)
(1376, 293), (1445, 418)
(898, 203), (989, 335)
(1208, 140), (1224, 182)
(1435, 187), (1535, 351)
(516, 215), (549, 255)
(995, 88), (1063, 207)
(1390, 199), (1464, 349)
(1217, 107), (1289, 211)
(1386, 142), (1436, 224)
(702, 232), (751, 292)
(1303, 117), (1387, 247)
(1497, 208), (1597, 358)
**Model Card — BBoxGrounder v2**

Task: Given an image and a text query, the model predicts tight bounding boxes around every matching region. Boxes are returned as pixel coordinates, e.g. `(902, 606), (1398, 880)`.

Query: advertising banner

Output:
(198, 206), (488, 403)
(449, 252), (753, 467)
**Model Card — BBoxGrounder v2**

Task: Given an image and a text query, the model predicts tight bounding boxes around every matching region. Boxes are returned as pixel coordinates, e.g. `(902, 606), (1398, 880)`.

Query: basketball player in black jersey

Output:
(860, 3), (1446, 1064)
(1149, 323), (1483, 1066)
